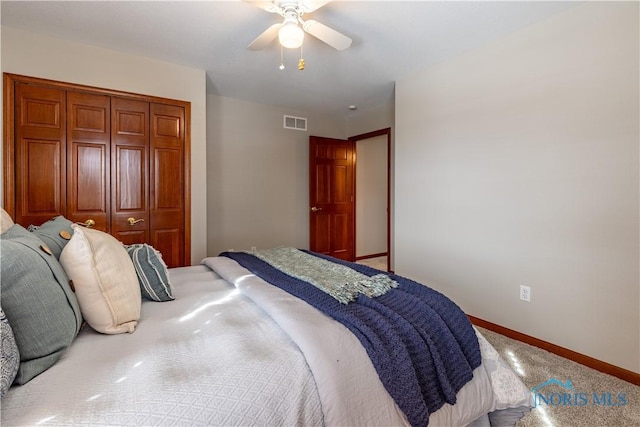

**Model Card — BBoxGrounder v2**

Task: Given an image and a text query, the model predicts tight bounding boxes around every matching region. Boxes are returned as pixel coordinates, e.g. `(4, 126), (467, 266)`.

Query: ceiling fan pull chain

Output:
(298, 45), (305, 70)
(279, 46), (285, 70)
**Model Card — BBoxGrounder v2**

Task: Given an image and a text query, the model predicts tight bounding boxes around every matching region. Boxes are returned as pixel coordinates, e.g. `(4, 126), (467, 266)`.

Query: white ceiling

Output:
(1, 1), (578, 116)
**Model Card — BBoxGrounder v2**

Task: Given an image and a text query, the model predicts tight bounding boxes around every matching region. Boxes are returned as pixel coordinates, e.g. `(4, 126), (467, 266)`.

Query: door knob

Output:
(310, 207), (323, 212)
(127, 217), (145, 226)
(84, 219), (95, 228)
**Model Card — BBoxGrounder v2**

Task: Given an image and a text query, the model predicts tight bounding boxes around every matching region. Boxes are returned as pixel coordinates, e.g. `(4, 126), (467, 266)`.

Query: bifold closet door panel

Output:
(150, 103), (185, 268)
(14, 83), (67, 227)
(66, 91), (111, 231)
(111, 97), (150, 245)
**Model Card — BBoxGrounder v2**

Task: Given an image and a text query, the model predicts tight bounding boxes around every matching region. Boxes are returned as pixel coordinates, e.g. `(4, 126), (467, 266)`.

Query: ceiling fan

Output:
(246, 0), (352, 51)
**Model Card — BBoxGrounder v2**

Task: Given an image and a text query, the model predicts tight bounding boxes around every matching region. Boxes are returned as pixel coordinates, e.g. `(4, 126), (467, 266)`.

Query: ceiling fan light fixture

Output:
(279, 20), (304, 49)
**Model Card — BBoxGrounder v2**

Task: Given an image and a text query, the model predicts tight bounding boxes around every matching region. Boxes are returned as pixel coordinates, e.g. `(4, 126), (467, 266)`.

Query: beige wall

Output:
(0, 26), (208, 265)
(395, 2), (639, 372)
(206, 94), (347, 256)
(347, 103), (394, 137)
(356, 135), (388, 257)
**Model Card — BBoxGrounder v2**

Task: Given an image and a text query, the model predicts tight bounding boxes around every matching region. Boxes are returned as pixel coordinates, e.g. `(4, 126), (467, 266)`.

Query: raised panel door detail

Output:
(73, 144), (107, 212)
(315, 144), (329, 159)
(154, 115), (180, 139)
(117, 230), (147, 246)
(73, 106), (106, 133)
(116, 146), (145, 211)
(152, 228), (181, 268)
(23, 99), (60, 128)
(333, 146), (348, 160)
(332, 213), (349, 257)
(315, 164), (331, 204)
(312, 213), (331, 255)
(116, 111), (146, 136)
(333, 165), (348, 203)
(154, 148), (182, 210)
(23, 140), (62, 214)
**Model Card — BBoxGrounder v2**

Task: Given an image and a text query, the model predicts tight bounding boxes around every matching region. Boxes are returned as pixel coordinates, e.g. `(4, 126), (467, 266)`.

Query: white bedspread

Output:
(3, 258), (532, 427)
(204, 256), (533, 427)
(1, 265), (323, 426)
(203, 256), (410, 426)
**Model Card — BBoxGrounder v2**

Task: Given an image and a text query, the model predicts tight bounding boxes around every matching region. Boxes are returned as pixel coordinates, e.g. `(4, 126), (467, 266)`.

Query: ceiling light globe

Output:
(279, 22), (304, 49)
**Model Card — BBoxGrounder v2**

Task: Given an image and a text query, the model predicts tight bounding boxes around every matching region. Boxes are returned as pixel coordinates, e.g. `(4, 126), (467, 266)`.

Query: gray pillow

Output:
(125, 243), (175, 302)
(0, 308), (19, 398)
(31, 215), (74, 259)
(0, 224), (82, 384)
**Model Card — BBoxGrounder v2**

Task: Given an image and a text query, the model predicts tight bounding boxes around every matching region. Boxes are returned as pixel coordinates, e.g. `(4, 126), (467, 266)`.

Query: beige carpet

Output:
(353, 259), (639, 425)
(356, 256), (388, 271)
(478, 327), (640, 427)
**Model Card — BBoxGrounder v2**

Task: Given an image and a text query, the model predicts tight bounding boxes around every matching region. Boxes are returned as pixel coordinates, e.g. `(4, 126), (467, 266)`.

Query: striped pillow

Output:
(125, 244), (174, 302)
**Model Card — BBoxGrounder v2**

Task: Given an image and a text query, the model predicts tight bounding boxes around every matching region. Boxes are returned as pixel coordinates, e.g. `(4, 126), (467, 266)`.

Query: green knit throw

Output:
(245, 247), (398, 304)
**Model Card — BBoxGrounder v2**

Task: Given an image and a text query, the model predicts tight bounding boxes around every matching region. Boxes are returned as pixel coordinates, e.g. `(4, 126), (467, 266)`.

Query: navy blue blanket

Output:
(221, 251), (481, 426)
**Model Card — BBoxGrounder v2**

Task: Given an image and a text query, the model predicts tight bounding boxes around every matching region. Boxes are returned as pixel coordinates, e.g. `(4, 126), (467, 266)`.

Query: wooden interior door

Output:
(111, 97), (149, 244)
(150, 103), (185, 268)
(13, 83), (67, 226)
(309, 136), (355, 261)
(66, 91), (111, 231)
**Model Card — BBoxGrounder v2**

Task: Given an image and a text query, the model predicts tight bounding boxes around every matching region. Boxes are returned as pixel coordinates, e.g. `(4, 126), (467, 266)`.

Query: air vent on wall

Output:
(284, 115), (307, 131)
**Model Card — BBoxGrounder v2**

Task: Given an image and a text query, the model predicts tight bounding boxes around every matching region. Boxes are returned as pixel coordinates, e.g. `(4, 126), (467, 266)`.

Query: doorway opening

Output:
(350, 128), (391, 272)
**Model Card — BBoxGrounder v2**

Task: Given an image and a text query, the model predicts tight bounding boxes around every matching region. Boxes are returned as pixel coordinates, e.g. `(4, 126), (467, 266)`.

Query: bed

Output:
(0, 211), (532, 426)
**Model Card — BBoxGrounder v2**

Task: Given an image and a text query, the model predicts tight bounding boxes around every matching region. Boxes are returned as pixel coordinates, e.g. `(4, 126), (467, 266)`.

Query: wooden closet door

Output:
(150, 103), (185, 267)
(6, 75), (190, 266)
(111, 98), (149, 245)
(66, 92), (111, 231)
(14, 83), (67, 226)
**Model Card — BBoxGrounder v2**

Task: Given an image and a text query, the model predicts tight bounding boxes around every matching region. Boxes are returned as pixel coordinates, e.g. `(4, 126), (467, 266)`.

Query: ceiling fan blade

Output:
(244, 0), (280, 13)
(302, 19), (352, 51)
(247, 23), (283, 50)
(299, 0), (333, 13)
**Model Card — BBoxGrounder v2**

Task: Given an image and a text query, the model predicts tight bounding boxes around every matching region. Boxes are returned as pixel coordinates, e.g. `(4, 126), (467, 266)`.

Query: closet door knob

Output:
(127, 217), (145, 226)
(84, 219), (95, 228)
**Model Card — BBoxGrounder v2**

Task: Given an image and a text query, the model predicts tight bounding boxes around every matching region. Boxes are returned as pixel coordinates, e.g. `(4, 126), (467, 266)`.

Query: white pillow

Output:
(0, 208), (14, 234)
(60, 225), (141, 334)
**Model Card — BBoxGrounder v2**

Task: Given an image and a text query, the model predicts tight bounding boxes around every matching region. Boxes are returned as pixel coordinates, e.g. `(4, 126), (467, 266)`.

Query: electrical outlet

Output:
(251, 246), (257, 251)
(520, 285), (531, 302)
